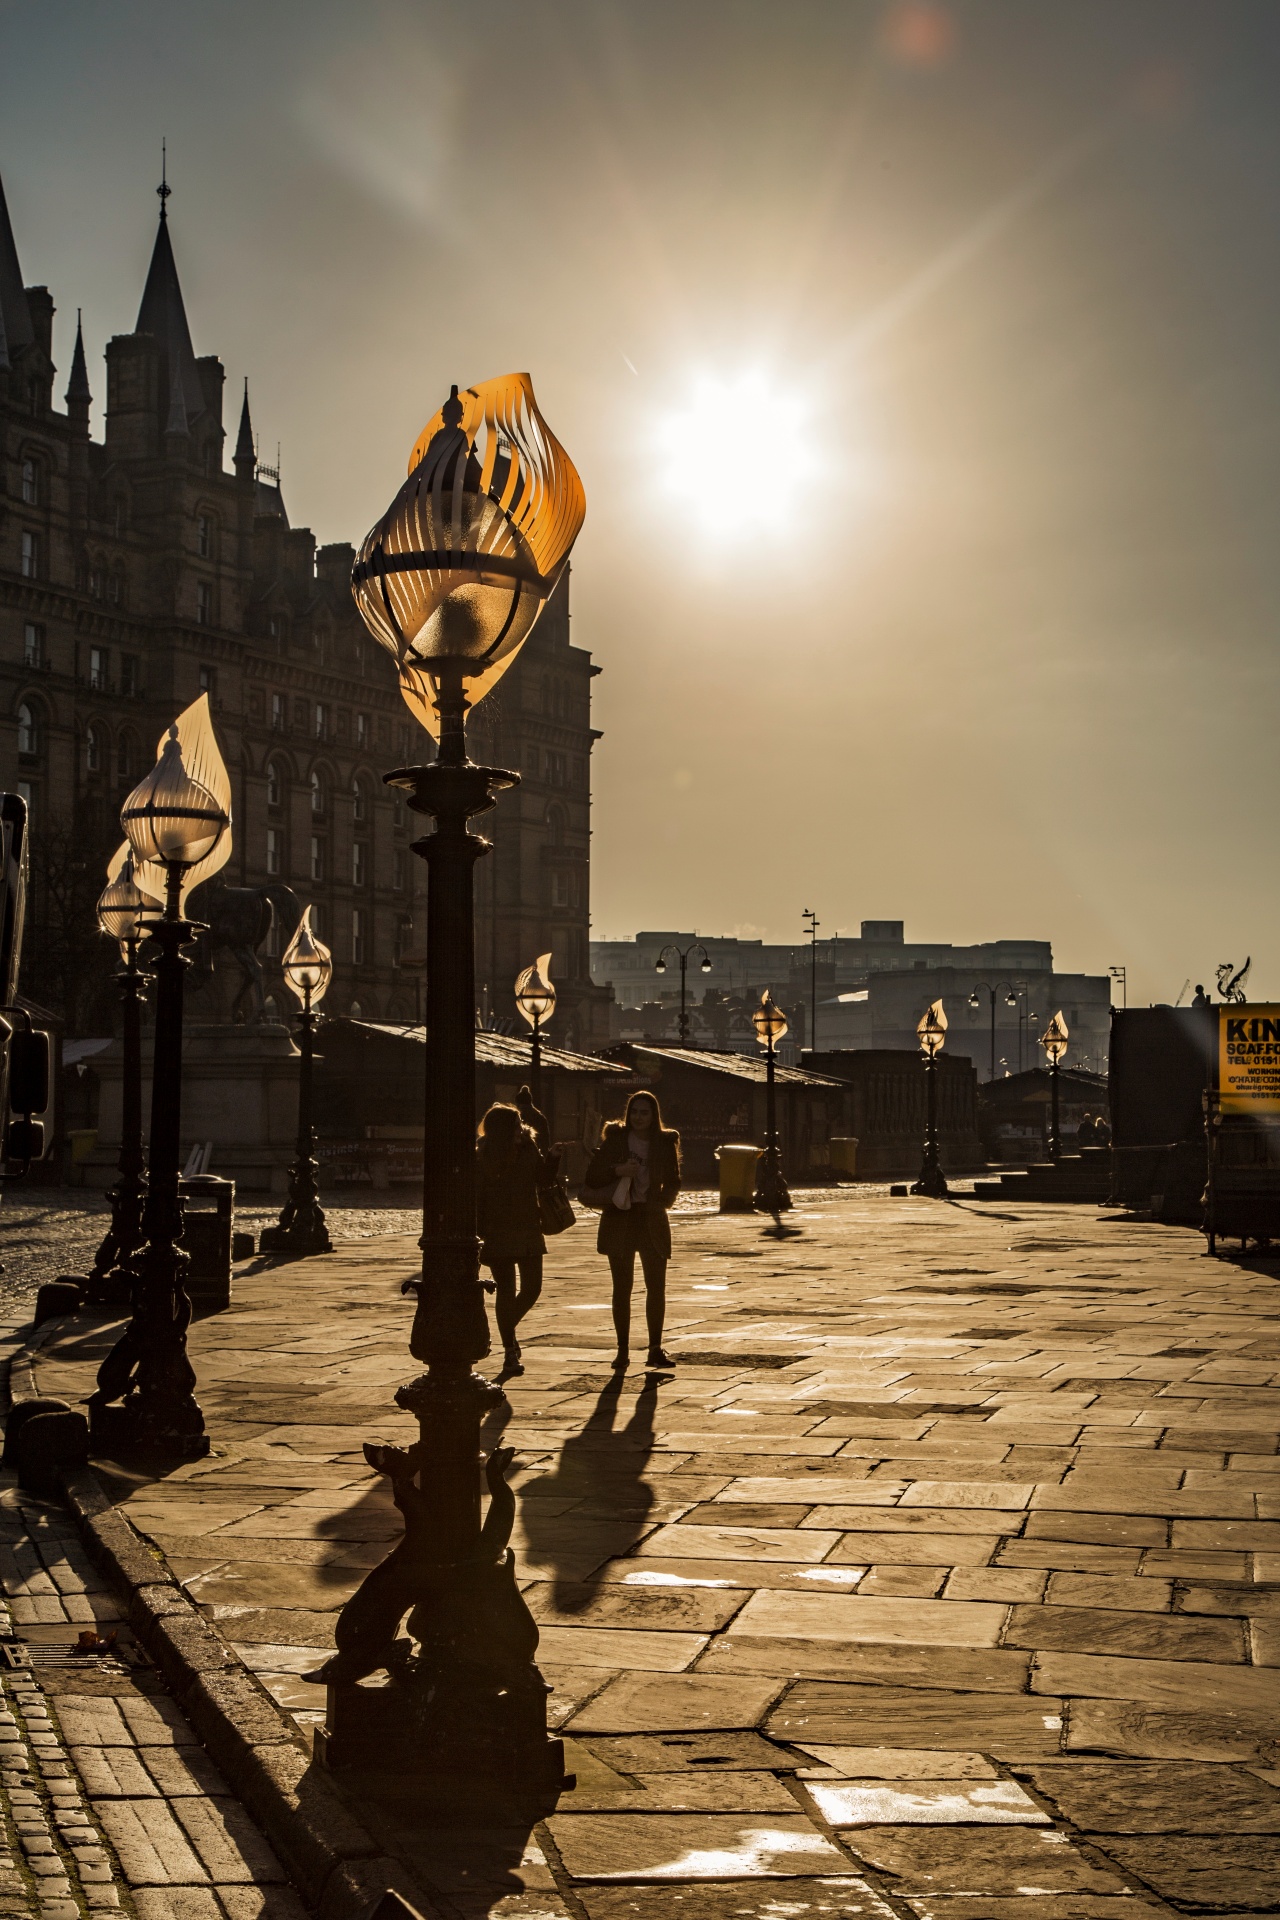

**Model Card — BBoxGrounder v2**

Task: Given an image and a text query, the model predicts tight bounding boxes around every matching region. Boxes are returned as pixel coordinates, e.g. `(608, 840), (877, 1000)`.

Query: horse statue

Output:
(187, 876), (304, 1024)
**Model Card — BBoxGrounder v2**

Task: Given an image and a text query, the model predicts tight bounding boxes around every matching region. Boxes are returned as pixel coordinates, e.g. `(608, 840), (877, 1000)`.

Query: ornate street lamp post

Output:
(84, 850), (160, 1306)
(515, 951), (555, 1111)
(967, 980), (1019, 1085)
(1040, 1009), (1069, 1162)
(752, 989), (792, 1218)
(912, 998), (949, 1198)
(311, 374), (585, 1811)
(261, 908), (334, 1258)
(89, 699), (231, 1456)
(654, 940), (711, 1046)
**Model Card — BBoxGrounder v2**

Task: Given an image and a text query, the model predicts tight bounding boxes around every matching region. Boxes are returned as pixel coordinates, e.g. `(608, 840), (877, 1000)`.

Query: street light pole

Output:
(312, 372), (584, 1813)
(968, 980), (1019, 1084)
(802, 908), (819, 1054)
(89, 709), (231, 1457)
(752, 989), (792, 1220)
(911, 999), (949, 1199)
(86, 853), (160, 1306)
(1041, 1010), (1069, 1162)
(261, 907), (334, 1258)
(655, 940), (711, 1046)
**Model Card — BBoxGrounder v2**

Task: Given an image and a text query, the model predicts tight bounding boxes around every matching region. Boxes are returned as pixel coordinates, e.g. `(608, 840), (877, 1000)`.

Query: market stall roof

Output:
(607, 1043), (844, 1089)
(340, 1020), (621, 1077)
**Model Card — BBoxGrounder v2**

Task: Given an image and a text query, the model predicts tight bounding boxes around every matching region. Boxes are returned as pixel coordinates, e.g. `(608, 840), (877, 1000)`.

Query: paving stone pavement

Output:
(0, 1350), (309, 1920)
(21, 1187), (1280, 1916)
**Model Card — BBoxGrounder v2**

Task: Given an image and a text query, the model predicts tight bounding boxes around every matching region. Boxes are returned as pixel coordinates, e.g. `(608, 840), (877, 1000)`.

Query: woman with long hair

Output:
(476, 1098), (551, 1375)
(584, 1090), (681, 1372)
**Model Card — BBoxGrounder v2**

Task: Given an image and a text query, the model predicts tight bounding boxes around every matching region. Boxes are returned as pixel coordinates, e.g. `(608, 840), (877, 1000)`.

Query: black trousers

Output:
(605, 1205), (667, 1354)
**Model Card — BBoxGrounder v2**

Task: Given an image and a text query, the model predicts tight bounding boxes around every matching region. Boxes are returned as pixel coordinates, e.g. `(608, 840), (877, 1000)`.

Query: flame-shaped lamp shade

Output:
(121, 696), (233, 913)
(351, 374), (586, 738)
(752, 989), (789, 1048)
(97, 846), (162, 944)
(1040, 1009), (1069, 1066)
(917, 998), (948, 1058)
(515, 951), (555, 1026)
(282, 906), (333, 1008)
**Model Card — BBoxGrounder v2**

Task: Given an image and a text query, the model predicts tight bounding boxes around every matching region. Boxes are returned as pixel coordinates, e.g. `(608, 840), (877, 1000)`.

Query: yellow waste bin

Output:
(828, 1137), (859, 1179)
(717, 1143), (763, 1212)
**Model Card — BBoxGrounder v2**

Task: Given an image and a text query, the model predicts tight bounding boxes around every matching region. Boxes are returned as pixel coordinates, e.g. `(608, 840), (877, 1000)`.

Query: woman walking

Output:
(585, 1091), (681, 1372)
(476, 1099), (551, 1375)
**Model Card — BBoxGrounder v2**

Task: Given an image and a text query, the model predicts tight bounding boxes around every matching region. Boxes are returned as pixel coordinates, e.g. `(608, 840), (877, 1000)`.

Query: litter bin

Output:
(717, 1143), (763, 1213)
(179, 1175), (234, 1313)
(828, 1137), (859, 1179)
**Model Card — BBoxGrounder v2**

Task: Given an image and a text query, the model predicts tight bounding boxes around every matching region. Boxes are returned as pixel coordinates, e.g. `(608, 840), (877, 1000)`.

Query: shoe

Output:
(645, 1348), (676, 1369)
(505, 1338), (521, 1363)
(611, 1350), (630, 1372)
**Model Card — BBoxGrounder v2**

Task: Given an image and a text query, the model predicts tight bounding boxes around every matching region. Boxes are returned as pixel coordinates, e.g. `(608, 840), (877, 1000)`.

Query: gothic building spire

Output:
(234, 377), (255, 480)
(0, 170), (35, 366)
(65, 310), (91, 405)
(135, 164), (200, 429)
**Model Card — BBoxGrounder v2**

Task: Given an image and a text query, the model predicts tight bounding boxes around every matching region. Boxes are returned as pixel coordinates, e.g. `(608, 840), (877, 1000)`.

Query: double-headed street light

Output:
(1040, 1010), (1069, 1162)
(654, 940), (711, 1047)
(89, 698), (231, 1457)
(515, 951), (555, 1109)
(261, 908), (334, 1259)
(313, 374), (585, 1812)
(967, 980), (1019, 1084)
(752, 989), (792, 1219)
(911, 998), (949, 1199)
(84, 849), (161, 1305)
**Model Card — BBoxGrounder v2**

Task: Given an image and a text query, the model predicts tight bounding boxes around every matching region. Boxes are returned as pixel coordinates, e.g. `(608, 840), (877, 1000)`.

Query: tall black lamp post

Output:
(261, 907), (334, 1258)
(752, 989), (793, 1217)
(1040, 1009), (1069, 1161)
(911, 998), (949, 1199)
(515, 952), (555, 1110)
(89, 705), (231, 1456)
(655, 940), (711, 1046)
(85, 851), (160, 1306)
(311, 374), (585, 1812)
(967, 980), (1019, 1085)
(802, 908), (820, 1053)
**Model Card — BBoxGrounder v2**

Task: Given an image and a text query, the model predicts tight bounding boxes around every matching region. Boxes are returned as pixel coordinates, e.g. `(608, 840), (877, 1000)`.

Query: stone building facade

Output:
(0, 174), (607, 1046)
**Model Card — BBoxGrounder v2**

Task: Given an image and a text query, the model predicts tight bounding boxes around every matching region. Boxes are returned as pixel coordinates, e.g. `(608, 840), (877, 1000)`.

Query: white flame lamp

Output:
(515, 951), (555, 1108)
(911, 999), (950, 1198)
(314, 376), (585, 1811)
(88, 698), (232, 1461)
(1040, 1010), (1069, 1162)
(262, 908), (334, 1260)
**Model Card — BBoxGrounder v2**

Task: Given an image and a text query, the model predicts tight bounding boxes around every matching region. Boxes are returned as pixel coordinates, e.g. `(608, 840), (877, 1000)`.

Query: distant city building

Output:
(591, 921), (1112, 1077)
(0, 174), (607, 1043)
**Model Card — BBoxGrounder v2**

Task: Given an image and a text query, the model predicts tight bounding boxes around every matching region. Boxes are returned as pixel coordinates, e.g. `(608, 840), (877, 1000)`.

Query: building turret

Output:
(0, 171), (34, 381)
(134, 169), (201, 436)
(65, 310), (91, 434)
(234, 379), (255, 484)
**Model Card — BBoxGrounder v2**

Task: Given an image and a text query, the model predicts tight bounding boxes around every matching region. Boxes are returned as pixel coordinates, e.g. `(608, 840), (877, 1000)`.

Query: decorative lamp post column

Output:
(515, 952), (555, 1112)
(802, 909), (820, 1054)
(85, 849), (161, 1306)
(311, 374), (585, 1811)
(911, 998), (949, 1198)
(261, 908), (334, 1258)
(752, 989), (793, 1217)
(1040, 1009), (1069, 1162)
(655, 941), (711, 1047)
(89, 698), (231, 1456)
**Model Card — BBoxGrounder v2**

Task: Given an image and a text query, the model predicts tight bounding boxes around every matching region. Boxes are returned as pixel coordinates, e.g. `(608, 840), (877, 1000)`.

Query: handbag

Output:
(538, 1179), (577, 1235)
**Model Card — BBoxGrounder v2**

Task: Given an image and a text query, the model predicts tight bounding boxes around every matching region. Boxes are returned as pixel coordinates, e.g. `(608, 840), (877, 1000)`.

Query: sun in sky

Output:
(652, 368), (823, 545)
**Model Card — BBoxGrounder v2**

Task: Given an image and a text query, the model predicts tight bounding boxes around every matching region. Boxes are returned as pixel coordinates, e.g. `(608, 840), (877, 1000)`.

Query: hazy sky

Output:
(5, 1), (1280, 1004)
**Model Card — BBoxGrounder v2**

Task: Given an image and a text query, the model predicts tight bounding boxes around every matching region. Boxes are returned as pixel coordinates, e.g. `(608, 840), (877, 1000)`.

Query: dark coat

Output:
(585, 1122), (681, 1259)
(476, 1133), (547, 1263)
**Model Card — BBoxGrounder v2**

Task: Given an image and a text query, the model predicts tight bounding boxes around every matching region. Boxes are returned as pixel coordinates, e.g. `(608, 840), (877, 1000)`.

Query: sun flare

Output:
(653, 368), (821, 544)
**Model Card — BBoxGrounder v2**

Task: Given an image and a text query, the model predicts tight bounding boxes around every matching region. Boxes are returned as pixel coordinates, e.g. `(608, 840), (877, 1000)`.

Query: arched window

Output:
(311, 770), (326, 817)
(86, 723), (107, 774)
(17, 703), (38, 757)
(266, 761), (284, 809)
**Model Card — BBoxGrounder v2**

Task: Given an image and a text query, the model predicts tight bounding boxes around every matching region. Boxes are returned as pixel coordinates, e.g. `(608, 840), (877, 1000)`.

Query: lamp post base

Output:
(911, 1159), (950, 1199)
(259, 1201), (332, 1259)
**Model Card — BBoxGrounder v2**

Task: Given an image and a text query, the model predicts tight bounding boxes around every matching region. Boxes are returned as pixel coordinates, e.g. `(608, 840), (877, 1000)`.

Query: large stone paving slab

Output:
(28, 1190), (1280, 1913)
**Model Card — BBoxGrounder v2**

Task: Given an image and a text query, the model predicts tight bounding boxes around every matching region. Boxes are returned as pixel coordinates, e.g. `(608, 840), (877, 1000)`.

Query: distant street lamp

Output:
(515, 951), (555, 1109)
(314, 373), (585, 1809)
(655, 940), (711, 1046)
(85, 849), (160, 1305)
(89, 702), (231, 1456)
(802, 908), (820, 1054)
(752, 989), (792, 1218)
(911, 998), (949, 1199)
(967, 980), (1019, 1085)
(1040, 1009), (1069, 1162)
(261, 907), (334, 1258)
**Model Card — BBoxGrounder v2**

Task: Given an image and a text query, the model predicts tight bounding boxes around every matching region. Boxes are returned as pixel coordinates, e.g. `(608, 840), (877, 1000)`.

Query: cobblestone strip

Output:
(0, 1666), (124, 1920)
